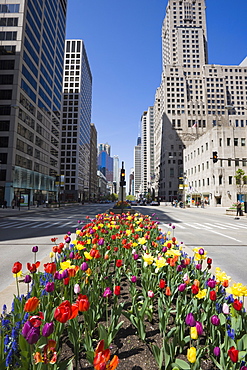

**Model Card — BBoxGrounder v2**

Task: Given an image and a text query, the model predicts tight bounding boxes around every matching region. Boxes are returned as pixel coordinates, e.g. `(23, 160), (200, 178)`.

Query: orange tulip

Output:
(94, 340), (119, 370)
(165, 287), (171, 296)
(24, 297), (40, 312)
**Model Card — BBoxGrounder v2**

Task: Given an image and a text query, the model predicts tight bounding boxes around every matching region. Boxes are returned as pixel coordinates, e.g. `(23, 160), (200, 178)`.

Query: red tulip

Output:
(191, 284), (199, 295)
(159, 279), (166, 289)
(228, 346), (239, 363)
(233, 299), (243, 311)
(116, 259), (123, 268)
(114, 286), (121, 296)
(76, 294), (90, 312)
(54, 301), (74, 323)
(12, 261), (22, 274)
(27, 261), (40, 273)
(209, 290), (217, 301)
(44, 262), (57, 274)
(93, 340), (119, 370)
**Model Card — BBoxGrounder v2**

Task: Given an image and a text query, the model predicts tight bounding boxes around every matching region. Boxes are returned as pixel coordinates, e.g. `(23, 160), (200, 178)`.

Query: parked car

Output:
(131, 201), (138, 206)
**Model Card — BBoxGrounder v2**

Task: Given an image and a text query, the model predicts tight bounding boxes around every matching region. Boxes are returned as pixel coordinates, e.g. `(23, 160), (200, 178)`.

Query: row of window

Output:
(189, 175), (247, 189)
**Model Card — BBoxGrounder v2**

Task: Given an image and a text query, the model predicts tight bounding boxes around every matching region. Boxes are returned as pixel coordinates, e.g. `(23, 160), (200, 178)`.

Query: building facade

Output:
(89, 123), (97, 201)
(154, 0), (247, 205)
(134, 136), (142, 198)
(0, 0), (67, 206)
(61, 39), (92, 202)
(184, 118), (247, 207)
(113, 155), (119, 194)
(141, 107), (155, 198)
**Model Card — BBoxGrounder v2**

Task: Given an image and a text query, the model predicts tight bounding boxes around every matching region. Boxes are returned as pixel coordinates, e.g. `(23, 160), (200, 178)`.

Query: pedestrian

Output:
(11, 199), (15, 209)
(3, 200), (7, 208)
(236, 201), (242, 217)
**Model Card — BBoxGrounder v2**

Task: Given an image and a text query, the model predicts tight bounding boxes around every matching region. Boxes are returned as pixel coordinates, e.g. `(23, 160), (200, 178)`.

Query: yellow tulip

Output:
(84, 251), (93, 260)
(142, 253), (154, 265)
(187, 347), (196, 363)
(196, 289), (207, 300)
(190, 327), (198, 340)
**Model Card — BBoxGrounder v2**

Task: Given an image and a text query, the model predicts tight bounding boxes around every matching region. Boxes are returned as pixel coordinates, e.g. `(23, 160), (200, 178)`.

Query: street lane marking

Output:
(2, 221), (21, 228)
(206, 229), (242, 243)
(194, 223), (213, 229)
(214, 222), (238, 230)
(57, 222), (74, 228)
(30, 222), (52, 228)
(183, 223), (202, 229)
(15, 222), (35, 229)
(204, 222), (226, 229)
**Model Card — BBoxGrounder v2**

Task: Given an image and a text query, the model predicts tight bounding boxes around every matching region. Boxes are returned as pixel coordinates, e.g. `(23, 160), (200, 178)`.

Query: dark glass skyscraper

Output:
(0, 0), (67, 206)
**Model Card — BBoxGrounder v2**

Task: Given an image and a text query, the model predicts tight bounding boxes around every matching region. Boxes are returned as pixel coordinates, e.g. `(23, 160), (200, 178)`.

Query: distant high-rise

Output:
(113, 155), (119, 194)
(98, 143), (110, 156)
(141, 107), (154, 196)
(154, 0), (247, 204)
(89, 123), (98, 201)
(134, 136), (141, 197)
(61, 39), (92, 201)
(0, 0), (67, 206)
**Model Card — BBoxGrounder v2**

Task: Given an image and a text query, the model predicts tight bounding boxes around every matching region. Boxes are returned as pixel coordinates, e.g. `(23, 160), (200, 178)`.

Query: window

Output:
(0, 4), (20, 13)
(234, 138), (238, 146)
(0, 75), (13, 84)
(241, 138), (245, 146)
(0, 90), (12, 99)
(0, 136), (8, 147)
(0, 60), (15, 69)
(229, 176), (232, 185)
(0, 17), (18, 26)
(0, 31), (17, 41)
(227, 138), (231, 146)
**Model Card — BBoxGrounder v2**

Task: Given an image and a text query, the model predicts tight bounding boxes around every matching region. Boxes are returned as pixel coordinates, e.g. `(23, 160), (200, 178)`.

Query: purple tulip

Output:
(185, 313), (196, 327)
(131, 276), (137, 283)
(69, 252), (75, 259)
(195, 321), (203, 336)
(42, 322), (54, 337)
(133, 253), (139, 260)
(178, 283), (186, 292)
(240, 367), (247, 370)
(45, 282), (55, 293)
(22, 322), (40, 344)
(172, 225), (175, 229)
(103, 287), (112, 298)
(213, 347), (220, 357)
(198, 248), (204, 255)
(65, 237), (71, 243)
(67, 231), (71, 235)
(195, 263), (202, 270)
(32, 246), (38, 253)
(98, 238), (104, 246)
(54, 271), (63, 280)
(24, 275), (32, 284)
(207, 278), (216, 288)
(162, 247), (167, 253)
(61, 270), (68, 279)
(80, 262), (88, 271)
(211, 315), (220, 326)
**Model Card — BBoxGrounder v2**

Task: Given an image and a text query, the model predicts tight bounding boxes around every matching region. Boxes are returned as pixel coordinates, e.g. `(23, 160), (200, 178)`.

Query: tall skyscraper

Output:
(141, 107), (155, 197)
(113, 155), (119, 194)
(154, 0), (247, 203)
(61, 39), (92, 202)
(89, 123), (98, 201)
(134, 136), (142, 197)
(0, 0), (67, 206)
(98, 143), (111, 156)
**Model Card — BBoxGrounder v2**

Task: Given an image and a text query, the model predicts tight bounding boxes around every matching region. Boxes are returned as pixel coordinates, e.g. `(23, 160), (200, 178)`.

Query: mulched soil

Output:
(58, 276), (218, 370)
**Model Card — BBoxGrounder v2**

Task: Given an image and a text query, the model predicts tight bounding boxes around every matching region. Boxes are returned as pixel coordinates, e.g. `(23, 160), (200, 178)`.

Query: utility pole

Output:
(119, 161), (126, 212)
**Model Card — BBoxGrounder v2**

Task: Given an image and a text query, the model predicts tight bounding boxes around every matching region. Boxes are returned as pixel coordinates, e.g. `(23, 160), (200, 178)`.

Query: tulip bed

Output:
(1, 212), (247, 370)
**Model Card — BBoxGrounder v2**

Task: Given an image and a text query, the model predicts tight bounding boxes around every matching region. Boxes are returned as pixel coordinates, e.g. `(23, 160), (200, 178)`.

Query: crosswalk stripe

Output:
(214, 222), (238, 230)
(194, 223), (213, 229)
(2, 221), (21, 228)
(57, 222), (73, 228)
(15, 222), (34, 229)
(30, 222), (52, 228)
(183, 223), (202, 229)
(204, 222), (226, 229)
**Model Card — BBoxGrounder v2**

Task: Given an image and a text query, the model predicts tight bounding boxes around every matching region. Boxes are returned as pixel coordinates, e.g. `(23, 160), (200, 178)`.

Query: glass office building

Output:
(0, 0), (67, 206)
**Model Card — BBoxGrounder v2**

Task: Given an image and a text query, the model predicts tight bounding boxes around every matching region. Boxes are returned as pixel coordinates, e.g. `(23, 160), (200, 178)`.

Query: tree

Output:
(234, 169), (247, 199)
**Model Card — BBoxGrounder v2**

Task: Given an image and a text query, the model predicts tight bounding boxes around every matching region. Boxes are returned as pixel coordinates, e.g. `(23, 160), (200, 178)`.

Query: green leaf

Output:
(151, 344), (164, 369)
(173, 358), (191, 369)
(57, 357), (74, 370)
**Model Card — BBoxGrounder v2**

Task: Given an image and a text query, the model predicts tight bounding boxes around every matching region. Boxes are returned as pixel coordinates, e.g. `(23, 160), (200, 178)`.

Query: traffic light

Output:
(120, 169), (126, 187)
(212, 151), (218, 163)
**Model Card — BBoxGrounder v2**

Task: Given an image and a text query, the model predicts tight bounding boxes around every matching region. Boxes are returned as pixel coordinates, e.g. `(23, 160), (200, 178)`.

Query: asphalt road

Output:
(0, 203), (247, 299)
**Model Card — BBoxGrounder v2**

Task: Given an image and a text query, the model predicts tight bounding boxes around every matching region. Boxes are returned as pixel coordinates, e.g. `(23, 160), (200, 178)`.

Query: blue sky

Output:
(66, 0), (247, 180)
